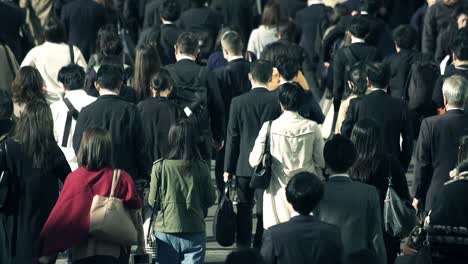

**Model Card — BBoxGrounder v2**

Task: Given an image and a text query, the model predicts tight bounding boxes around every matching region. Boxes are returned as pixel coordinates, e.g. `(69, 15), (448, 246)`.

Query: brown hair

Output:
(133, 44), (161, 101)
(261, 0), (283, 29)
(77, 127), (113, 171)
(12, 66), (46, 104)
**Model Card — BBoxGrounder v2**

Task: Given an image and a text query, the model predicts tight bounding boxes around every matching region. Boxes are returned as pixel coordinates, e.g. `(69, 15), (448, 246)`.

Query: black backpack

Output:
(343, 47), (377, 98)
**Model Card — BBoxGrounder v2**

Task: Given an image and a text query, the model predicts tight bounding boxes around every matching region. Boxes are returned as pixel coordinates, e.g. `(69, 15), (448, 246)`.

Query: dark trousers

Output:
(236, 176), (264, 248)
(73, 256), (119, 264)
(214, 147), (225, 197)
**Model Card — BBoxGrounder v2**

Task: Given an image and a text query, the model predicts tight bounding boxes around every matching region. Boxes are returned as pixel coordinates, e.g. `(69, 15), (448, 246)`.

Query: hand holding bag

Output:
(384, 157), (417, 238)
(89, 169), (138, 246)
(250, 121), (272, 189)
(213, 181), (237, 247)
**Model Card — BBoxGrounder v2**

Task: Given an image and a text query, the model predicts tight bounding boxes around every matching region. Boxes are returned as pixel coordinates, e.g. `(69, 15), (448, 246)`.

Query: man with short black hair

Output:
(73, 64), (150, 181)
(157, 0), (183, 65)
(224, 60), (281, 249)
(316, 134), (387, 264)
(341, 63), (413, 171)
(261, 172), (343, 264)
(51, 64), (96, 170)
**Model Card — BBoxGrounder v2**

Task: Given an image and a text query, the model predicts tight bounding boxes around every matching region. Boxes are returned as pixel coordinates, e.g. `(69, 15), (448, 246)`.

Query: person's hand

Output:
(214, 140), (224, 151)
(223, 172), (234, 183)
(412, 198), (419, 211)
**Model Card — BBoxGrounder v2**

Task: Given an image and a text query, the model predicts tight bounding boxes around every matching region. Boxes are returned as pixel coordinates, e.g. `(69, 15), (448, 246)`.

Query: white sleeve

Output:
(249, 122), (268, 167)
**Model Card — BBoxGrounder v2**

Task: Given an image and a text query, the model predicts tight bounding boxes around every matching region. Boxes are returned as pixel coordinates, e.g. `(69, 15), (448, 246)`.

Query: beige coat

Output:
(249, 111), (325, 229)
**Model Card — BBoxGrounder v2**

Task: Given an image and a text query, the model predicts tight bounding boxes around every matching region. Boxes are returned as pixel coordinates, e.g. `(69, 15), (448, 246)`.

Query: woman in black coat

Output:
(137, 68), (181, 163)
(348, 118), (411, 264)
(0, 100), (71, 263)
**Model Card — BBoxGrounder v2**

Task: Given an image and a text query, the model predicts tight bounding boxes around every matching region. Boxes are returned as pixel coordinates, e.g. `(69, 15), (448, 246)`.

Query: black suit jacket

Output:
(414, 109), (468, 211)
(139, 23), (183, 66)
(210, 0), (255, 44)
(165, 59), (225, 142)
(177, 7), (222, 38)
(224, 88), (281, 177)
(0, 1), (24, 61)
(61, 0), (106, 60)
(342, 90), (413, 171)
(261, 215), (343, 264)
(73, 95), (150, 180)
(143, 0), (160, 29)
(333, 43), (380, 110)
(315, 176), (387, 263)
(433, 64), (468, 109)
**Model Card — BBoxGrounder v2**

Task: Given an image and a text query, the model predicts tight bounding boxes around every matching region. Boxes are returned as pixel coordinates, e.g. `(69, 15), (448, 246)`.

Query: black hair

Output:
(323, 134), (357, 173)
(362, 0), (381, 16)
(276, 55), (299, 81)
(348, 16), (370, 39)
(221, 31), (243, 56)
(0, 90), (13, 119)
(348, 62), (369, 96)
(261, 0), (284, 28)
(160, 0), (181, 22)
(43, 16), (67, 43)
(225, 249), (264, 264)
(96, 64), (123, 91)
(452, 28), (468, 60)
(12, 66), (46, 105)
(366, 63), (389, 88)
(58, 64), (86, 90)
(191, 0), (206, 8)
(176, 32), (199, 56)
(167, 119), (202, 161)
(77, 127), (113, 171)
(96, 25), (123, 62)
(150, 68), (174, 97)
(279, 82), (304, 112)
(250, 60), (273, 84)
(279, 21), (302, 44)
(133, 44), (161, 101)
(393, 25), (417, 50)
(286, 172), (324, 215)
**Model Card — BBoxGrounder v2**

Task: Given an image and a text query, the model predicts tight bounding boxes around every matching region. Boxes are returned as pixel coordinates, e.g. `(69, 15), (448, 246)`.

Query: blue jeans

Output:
(155, 232), (206, 264)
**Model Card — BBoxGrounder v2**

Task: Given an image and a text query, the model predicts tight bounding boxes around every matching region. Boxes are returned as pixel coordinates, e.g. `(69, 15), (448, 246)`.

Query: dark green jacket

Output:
(148, 159), (216, 233)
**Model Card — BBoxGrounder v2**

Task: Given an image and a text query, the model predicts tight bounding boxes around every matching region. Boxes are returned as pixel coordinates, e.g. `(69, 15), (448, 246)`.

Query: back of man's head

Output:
(393, 25), (417, 50)
(160, 0), (181, 22)
(176, 32), (199, 57)
(442, 75), (468, 108)
(348, 17), (370, 39)
(250, 60), (273, 84)
(221, 31), (243, 56)
(452, 28), (468, 60)
(324, 134), (357, 174)
(96, 64), (123, 91)
(286, 172), (324, 215)
(366, 63), (390, 88)
(58, 64), (86, 91)
(279, 82), (304, 112)
(0, 90), (13, 119)
(276, 55), (299, 81)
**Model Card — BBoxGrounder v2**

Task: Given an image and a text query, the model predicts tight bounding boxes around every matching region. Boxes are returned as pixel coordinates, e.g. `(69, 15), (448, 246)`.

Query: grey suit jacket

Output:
(315, 176), (387, 264)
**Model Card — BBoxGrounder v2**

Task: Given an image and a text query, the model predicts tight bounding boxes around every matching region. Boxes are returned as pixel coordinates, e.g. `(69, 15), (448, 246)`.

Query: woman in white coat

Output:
(250, 82), (325, 229)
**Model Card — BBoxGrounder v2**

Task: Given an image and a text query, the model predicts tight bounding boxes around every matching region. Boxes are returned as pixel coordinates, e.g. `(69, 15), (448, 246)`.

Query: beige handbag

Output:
(89, 169), (138, 246)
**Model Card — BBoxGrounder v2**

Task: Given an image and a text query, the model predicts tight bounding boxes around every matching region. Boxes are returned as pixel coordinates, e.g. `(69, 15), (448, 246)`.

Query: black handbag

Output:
(384, 157), (417, 238)
(213, 181), (237, 247)
(250, 121), (272, 189)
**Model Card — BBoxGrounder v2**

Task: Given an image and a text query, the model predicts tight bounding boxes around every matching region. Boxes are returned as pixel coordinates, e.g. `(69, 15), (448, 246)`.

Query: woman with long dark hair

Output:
(148, 119), (216, 264)
(0, 100), (71, 263)
(349, 118), (411, 264)
(132, 44), (161, 102)
(11, 66), (46, 117)
(138, 69), (181, 162)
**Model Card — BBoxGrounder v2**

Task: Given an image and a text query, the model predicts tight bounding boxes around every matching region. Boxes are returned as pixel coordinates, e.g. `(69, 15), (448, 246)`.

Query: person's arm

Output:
(260, 229), (276, 264)
(205, 68), (226, 144)
(75, 47), (87, 69)
(340, 98), (358, 137)
(313, 124), (326, 170)
(148, 162), (161, 208)
(224, 100), (241, 174)
(247, 29), (258, 57)
(422, 5), (436, 58)
(201, 162), (216, 210)
(368, 188), (387, 264)
(51, 146), (71, 183)
(400, 102), (413, 172)
(332, 50), (345, 112)
(413, 119), (433, 208)
(432, 76), (444, 110)
(249, 122), (268, 167)
(133, 108), (151, 180)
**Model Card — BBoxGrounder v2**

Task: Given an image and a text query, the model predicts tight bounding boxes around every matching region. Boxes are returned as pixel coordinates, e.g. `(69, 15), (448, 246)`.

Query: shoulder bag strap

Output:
(264, 121), (272, 155)
(387, 155), (393, 187)
(109, 169), (121, 198)
(69, 44), (75, 65)
(61, 98), (79, 147)
(343, 47), (357, 65)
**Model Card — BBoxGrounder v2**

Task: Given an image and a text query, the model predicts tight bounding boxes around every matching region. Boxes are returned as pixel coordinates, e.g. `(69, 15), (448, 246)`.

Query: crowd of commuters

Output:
(1, 0), (468, 264)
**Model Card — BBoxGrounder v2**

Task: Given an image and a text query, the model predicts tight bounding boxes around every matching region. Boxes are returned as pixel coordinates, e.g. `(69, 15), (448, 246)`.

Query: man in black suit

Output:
(143, 0), (189, 29)
(341, 63), (413, 171)
(214, 31), (251, 194)
(316, 135), (387, 264)
(413, 75), (468, 212)
(261, 172), (343, 264)
(73, 65), (150, 181)
(61, 0), (106, 61)
(224, 60), (281, 249)
(165, 32), (225, 158)
(0, 1), (25, 61)
(333, 16), (379, 113)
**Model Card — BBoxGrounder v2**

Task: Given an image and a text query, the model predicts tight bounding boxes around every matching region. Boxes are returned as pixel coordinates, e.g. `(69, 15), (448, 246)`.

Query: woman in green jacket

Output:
(148, 119), (216, 264)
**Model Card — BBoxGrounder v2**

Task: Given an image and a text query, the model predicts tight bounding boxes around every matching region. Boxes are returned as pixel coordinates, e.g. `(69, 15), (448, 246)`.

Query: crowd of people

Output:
(1, 0), (468, 263)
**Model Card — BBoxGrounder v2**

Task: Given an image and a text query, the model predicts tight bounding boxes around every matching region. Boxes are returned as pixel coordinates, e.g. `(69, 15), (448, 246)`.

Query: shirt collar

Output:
(308, 0), (322, 5)
(228, 55), (244, 62)
(64, 89), (88, 98)
(446, 106), (464, 111)
(329, 174), (350, 179)
(99, 90), (119, 96)
(369, 87), (387, 93)
(177, 55), (195, 61)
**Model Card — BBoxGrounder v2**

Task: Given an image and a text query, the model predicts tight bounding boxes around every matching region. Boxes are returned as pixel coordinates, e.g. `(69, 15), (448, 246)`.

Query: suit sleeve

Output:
(340, 98), (358, 137)
(400, 102), (413, 171)
(432, 76), (444, 109)
(368, 188), (388, 264)
(422, 5), (436, 58)
(313, 125), (326, 172)
(205, 68), (226, 142)
(260, 229), (276, 264)
(332, 50), (345, 112)
(414, 119), (433, 201)
(133, 108), (151, 180)
(224, 101), (240, 174)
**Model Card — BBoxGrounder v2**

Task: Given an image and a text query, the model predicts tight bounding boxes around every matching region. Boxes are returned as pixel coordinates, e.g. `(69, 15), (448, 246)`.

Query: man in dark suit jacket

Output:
(261, 172), (343, 264)
(177, 0), (223, 42)
(61, 0), (106, 61)
(341, 63), (413, 171)
(0, 1), (25, 61)
(224, 60), (281, 248)
(73, 65), (150, 181)
(316, 135), (387, 264)
(165, 32), (225, 158)
(333, 16), (380, 112)
(413, 75), (468, 212)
